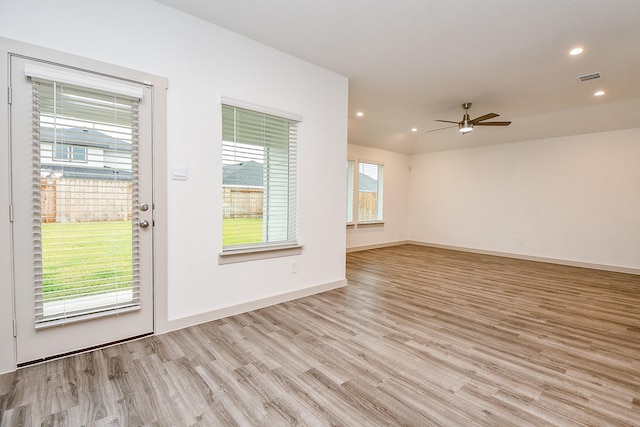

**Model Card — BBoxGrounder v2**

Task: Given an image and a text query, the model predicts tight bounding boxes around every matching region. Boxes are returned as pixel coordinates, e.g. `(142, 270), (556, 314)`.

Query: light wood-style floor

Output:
(1, 244), (639, 426)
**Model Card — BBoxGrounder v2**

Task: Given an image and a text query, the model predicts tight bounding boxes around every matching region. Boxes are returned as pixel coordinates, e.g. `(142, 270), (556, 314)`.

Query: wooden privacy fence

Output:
(222, 188), (376, 220)
(358, 192), (379, 220)
(223, 187), (263, 218)
(41, 178), (132, 223)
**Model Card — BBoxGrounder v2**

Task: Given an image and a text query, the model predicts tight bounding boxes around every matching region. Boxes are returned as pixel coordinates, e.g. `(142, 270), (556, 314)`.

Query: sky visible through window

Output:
(222, 141), (264, 165)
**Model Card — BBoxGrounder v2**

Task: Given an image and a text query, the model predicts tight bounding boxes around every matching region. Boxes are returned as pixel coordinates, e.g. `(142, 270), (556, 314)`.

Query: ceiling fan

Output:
(434, 102), (511, 134)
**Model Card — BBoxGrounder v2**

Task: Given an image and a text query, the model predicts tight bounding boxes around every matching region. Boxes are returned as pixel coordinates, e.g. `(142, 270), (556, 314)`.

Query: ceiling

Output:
(154, 0), (640, 154)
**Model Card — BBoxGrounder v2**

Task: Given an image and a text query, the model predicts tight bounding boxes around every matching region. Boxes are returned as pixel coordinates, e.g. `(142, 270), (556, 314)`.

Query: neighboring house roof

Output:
(42, 164), (132, 181)
(359, 173), (378, 192)
(40, 127), (132, 151)
(223, 161), (263, 187)
(221, 161), (379, 190)
(39, 127), (132, 181)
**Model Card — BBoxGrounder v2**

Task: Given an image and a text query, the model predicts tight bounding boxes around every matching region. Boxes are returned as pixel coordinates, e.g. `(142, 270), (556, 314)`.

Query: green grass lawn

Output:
(41, 221), (133, 301)
(42, 218), (264, 300)
(223, 217), (263, 246)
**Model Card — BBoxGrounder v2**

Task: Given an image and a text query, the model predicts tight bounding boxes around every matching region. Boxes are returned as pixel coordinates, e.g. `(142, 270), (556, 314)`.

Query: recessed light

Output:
(356, 112), (364, 117)
(569, 47), (583, 56)
(411, 128), (418, 132)
(594, 90), (605, 96)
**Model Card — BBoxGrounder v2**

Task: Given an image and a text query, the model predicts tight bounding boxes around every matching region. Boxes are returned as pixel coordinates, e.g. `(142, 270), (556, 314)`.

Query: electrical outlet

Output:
(290, 261), (298, 274)
(515, 235), (523, 245)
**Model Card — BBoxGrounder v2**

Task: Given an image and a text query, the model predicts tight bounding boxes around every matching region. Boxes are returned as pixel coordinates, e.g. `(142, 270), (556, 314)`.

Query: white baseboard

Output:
(346, 240), (410, 253)
(166, 279), (347, 332)
(407, 241), (640, 275)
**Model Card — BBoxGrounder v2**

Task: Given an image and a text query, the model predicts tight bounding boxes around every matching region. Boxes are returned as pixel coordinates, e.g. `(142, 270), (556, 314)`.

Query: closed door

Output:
(10, 56), (154, 365)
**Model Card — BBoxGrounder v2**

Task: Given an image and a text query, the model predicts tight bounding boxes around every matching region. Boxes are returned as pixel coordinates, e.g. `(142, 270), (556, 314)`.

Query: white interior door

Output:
(10, 56), (154, 365)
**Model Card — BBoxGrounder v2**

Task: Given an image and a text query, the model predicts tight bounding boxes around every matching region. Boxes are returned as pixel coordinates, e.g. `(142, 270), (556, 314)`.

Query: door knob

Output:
(139, 220), (150, 229)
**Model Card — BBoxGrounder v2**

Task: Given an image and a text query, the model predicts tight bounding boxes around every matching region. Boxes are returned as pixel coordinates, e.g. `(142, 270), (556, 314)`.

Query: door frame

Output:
(0, 37), (168, 372)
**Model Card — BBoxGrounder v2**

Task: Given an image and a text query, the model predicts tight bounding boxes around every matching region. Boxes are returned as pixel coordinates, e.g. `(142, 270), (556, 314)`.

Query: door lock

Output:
(139, 203), (149, 211)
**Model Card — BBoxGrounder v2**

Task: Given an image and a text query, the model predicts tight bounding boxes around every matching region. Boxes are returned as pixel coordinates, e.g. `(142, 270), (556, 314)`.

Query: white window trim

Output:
(218, 244), (303, 265)
(220, 96), (302, 122)
(347, 159), (384, 228)
(356, 221), (385, 227)
(219, 98), (301, 262)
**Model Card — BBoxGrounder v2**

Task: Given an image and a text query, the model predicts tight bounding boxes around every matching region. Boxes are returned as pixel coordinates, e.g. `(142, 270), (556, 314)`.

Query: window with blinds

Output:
(346, 159), (354, 223)
(358, 161), (384, 222)
(222, 103), (299, 251)
(30, 77), (141, 325)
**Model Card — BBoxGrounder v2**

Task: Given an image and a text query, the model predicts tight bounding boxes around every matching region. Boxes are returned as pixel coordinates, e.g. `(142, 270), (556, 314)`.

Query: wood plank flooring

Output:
(1, 244), (639, 426)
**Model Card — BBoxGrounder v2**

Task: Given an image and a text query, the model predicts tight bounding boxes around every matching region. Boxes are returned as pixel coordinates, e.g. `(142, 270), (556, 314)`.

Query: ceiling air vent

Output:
(577, 72), (601, 83)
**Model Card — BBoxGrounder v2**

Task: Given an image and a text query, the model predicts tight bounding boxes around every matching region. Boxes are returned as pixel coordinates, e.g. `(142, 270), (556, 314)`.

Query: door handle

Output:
(139, 220), (150, 229)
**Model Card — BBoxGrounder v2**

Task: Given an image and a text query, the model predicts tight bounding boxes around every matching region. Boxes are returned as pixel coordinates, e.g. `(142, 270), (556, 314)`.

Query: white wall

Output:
(0, 0), (348, 373)
(347, 144), (410, 250)
(408, 128), (640, 271)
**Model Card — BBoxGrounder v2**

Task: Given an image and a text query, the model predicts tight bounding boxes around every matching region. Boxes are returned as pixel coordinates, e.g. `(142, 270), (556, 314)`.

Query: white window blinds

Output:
(346, 159), (354, 223)
(222, 103), (299, 250)
(31, 77), (141, 325)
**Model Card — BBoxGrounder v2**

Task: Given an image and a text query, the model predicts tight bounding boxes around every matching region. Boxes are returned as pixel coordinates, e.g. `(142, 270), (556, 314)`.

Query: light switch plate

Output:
(171, 164), (188, 181)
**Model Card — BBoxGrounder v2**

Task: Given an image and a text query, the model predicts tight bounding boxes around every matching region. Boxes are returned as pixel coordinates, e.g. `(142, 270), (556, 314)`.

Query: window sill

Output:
(346, 223), (355, 229)
(356, 221), (385, 228)
(218, 244), (304, 264)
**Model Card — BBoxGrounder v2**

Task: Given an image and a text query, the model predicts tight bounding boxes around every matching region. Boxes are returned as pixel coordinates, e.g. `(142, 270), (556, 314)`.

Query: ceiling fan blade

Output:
(425, 125), (458, 133)
(434, 119), (460, 124)
(474, 121), (511, 126)
(470, 113), (499, 123)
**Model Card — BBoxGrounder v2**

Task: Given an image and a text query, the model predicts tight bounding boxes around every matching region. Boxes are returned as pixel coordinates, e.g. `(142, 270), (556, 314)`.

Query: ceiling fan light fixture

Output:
(459, 120), (473, 134)
(434, 102), (510, 134)
(459, 126), (473, 134)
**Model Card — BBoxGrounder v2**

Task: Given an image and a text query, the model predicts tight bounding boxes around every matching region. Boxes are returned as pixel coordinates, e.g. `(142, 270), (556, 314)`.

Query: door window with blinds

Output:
(28, 68), (142, 325)
(221, 103), (299, 252)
